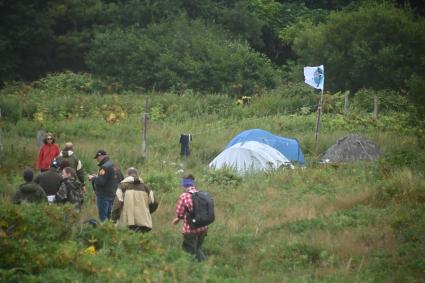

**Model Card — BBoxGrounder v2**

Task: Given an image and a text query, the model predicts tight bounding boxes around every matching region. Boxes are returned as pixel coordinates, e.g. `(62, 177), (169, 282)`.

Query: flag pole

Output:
(314, 88), (324, 151)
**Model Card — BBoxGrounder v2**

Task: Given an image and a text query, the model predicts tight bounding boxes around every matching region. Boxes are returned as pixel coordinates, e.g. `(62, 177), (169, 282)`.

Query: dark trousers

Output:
(129, 225), (151, 233)
(182, 232), (207, 262)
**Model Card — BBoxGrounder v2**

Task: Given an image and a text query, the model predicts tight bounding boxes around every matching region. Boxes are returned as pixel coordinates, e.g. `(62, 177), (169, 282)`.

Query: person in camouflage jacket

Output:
(56, 142), (85, 187)
(12, 168), (47, 204)
(55, 167), (84, 210)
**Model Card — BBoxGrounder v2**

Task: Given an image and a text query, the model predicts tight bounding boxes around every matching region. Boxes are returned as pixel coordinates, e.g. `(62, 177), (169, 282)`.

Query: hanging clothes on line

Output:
(180, 133), (192, 156)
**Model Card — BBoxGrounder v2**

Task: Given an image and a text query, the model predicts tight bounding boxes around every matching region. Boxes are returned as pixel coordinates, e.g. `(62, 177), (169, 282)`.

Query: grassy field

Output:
(1, 90), (424, 282)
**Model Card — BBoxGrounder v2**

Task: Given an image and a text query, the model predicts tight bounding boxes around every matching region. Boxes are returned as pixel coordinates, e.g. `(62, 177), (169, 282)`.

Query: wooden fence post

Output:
(344, 93), (349, 115)
(314, 90), (324, 151)
(373, 96), (379, 120)
(141, 98), (149, 162)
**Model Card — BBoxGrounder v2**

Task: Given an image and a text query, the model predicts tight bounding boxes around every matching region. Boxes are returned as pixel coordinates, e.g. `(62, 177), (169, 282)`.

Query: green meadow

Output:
(1, 79), (424, 282)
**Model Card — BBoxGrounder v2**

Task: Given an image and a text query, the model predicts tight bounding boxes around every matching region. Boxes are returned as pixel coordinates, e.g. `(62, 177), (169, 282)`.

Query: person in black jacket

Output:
(12, 168), (47, 204)
(34, 159), (62, 198)
(88, 150), (123, 221)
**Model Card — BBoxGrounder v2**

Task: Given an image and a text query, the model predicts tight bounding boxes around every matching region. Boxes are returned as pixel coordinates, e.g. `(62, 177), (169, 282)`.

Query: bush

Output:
(350, 89), (412, 113)
(32, 71), (107, 95)
(144, 171), (179, 193)
(0, 204), (80, 272)
(0, 204), (219, 282)
(86, 17), (279, 95)
(204, 168), (242, 186)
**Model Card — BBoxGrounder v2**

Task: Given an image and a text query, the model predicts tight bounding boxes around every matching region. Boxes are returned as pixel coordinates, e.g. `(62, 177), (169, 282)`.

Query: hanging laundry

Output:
(180, 134), (192, 156)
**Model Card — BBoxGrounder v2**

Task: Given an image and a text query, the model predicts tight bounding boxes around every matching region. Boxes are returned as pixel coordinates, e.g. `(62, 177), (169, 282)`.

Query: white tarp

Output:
(304, 65), (324, 91)
(209, 141), (293, 174)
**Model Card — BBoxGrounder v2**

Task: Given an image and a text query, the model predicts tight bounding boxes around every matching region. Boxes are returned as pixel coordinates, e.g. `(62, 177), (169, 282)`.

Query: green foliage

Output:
(293, 3), (425, 93)
(281, 205), (382, 234)
(406, 74), (425, 120)
(0, 204), (80, 272)
(86, 17), (279, 94)
(32, 71), (106, 95)
(0, 204), (219, 282)
(350, 89), (412, 113)
(1, 87), (424, 282)
(252, 83), (318, 115)
(144, 171), (179, 194)
(203, 168), (242, 186)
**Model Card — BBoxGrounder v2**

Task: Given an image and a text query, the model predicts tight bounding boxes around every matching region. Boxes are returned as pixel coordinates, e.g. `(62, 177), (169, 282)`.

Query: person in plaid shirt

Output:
(172, 174), (208, 261)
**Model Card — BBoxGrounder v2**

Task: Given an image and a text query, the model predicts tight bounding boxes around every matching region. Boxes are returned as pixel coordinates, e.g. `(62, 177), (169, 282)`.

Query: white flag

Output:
(304, 65), (324, 91)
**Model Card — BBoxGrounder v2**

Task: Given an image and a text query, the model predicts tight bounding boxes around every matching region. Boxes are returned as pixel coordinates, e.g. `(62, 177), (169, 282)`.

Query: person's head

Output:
(59, 159), (70, 172)
(63, 142), (73, 151)
(181, 174), (195, 189)
(62, 167), (76, 179)
(93, 149), (108, 162)
(23, 168), (34, 182)
(43, 133), (56, 144)
(127, 167), (138, 178)
(126, 167), (142, 183)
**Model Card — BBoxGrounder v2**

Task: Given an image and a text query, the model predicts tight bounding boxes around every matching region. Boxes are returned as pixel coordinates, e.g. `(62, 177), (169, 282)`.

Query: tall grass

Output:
(1, 87), (424, 282)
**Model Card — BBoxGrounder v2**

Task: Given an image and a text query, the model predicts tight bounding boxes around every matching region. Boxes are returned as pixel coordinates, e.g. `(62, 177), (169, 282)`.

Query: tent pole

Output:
(314, 89), (324, 153)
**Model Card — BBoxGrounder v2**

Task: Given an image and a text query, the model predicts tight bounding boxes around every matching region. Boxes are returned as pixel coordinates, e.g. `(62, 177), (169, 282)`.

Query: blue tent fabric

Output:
(226, 129), (305, 165)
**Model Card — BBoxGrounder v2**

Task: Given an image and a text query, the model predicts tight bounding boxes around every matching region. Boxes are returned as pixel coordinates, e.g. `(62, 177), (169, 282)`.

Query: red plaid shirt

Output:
(175, 187), (208, 234)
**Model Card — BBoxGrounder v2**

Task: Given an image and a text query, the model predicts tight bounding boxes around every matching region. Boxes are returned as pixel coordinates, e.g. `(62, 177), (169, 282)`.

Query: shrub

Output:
(204, 168), (242, 186)
(144, 171), (179, 193)
(350, 89), (412, 113)
(0, 204), (80, 272)
(32, 71), (107, 95)
(86, 17), (279, 94)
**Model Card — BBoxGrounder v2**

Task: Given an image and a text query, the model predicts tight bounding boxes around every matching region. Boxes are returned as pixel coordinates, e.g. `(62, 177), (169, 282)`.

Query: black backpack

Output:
(188, 191), (215, 228)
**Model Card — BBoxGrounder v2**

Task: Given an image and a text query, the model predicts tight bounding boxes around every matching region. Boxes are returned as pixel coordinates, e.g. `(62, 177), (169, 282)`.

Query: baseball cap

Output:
(50, 159), (60, 168)
(93, 149), (107, 159)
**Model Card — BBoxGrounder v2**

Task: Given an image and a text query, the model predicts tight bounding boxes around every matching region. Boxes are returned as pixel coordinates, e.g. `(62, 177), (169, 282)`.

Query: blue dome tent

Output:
(226, 129), (305, 165)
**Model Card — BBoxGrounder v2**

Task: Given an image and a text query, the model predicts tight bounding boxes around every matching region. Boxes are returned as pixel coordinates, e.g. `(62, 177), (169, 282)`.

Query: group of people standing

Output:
(12, 132), (209, 261)
(13, 133), (85, 209)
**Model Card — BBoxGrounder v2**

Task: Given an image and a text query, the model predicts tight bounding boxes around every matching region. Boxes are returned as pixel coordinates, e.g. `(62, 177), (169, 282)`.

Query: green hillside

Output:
(0, 77), (424, 282)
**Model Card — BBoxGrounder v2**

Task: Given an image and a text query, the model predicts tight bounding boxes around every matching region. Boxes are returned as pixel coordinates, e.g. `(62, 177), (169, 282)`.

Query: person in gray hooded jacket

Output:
(56, 142), (85, 188)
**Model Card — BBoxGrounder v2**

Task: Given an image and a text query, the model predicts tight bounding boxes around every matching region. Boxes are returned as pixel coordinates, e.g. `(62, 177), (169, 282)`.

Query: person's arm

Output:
(111, 185), (125, 222)
(148, 189), (158, 214)
(172, 194), (186, 224)
(54, 144), (60, 158)
(111, 196), (123, 222)
(55, 183), (67, 203)
(76, 167), (85, 185)
(91, 167), (109, 187)
(38, 187), (47, 202)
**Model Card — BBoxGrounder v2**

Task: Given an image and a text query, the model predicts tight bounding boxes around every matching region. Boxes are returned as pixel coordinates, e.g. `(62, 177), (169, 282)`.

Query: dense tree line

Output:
(1, 0), (424, 97)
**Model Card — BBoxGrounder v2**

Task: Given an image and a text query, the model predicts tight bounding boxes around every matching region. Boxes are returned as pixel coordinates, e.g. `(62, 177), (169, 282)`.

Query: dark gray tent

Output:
(321, 134), (381, 163)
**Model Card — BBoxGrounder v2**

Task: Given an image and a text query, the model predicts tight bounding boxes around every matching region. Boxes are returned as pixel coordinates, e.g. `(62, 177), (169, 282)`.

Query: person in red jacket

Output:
(36, 132), (60, 172)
